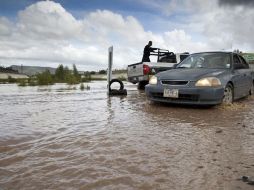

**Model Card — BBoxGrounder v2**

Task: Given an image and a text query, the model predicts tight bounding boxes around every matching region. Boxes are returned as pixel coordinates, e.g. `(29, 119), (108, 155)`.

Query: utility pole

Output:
(21, 64), (23, 74)
(107, 46), (113, 94)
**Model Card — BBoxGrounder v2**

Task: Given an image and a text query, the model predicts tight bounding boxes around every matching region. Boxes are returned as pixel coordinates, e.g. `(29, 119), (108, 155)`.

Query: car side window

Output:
(238, 55), (249, 69)
(233, 54), (245, 69)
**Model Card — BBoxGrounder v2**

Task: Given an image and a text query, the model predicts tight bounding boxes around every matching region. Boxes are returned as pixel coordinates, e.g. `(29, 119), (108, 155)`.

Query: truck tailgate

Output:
(127, 62), (143, 77)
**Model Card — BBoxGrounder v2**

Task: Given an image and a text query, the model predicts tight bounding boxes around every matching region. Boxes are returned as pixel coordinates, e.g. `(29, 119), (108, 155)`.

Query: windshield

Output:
(177, 53), (231, 69)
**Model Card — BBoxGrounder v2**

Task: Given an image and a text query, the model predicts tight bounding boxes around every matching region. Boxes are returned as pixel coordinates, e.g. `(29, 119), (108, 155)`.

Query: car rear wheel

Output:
(223, 84), (233, 104)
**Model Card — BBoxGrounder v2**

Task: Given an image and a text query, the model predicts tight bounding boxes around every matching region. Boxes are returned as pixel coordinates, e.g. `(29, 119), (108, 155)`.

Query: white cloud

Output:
(17, 0), (83, 40)
(200, 5), (254, 50)
(138, 0), (254, 52)
(4, 0), (253, 71)
(0, 17), (12, 36)
(166, 0), (254, 51)
(163, 29), (208, 52)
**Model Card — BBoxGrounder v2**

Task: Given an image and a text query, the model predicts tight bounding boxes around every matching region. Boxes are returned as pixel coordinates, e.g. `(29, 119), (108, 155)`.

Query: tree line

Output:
(0, 64), (127, 85)
(18, 64), (90, 86)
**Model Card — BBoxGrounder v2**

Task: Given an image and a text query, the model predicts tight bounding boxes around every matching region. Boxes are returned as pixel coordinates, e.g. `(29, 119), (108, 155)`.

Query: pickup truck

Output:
(127, 49), (189, 89)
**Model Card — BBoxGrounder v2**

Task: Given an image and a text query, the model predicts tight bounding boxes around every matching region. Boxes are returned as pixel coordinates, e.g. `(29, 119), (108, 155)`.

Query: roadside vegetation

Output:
(117, 75), (127, 81)
(16, 64), (92, 86)
(0, 76), (18, 84)
(0, 65), (127, 86)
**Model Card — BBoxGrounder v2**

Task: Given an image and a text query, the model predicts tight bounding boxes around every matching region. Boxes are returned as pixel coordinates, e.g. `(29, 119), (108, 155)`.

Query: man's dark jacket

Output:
(142, 45), (156, 62)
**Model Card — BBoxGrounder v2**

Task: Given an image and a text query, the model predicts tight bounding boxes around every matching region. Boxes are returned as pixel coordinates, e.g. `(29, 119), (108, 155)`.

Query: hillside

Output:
(10, 65), (56, 76)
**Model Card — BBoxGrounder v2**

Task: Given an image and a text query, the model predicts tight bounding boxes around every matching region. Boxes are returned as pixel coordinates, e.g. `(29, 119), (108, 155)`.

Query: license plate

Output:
(163, 89), (179, 98)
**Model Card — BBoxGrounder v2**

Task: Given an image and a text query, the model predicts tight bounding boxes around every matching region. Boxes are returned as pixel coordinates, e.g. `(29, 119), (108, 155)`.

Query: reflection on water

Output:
(0, 81), (254, 190)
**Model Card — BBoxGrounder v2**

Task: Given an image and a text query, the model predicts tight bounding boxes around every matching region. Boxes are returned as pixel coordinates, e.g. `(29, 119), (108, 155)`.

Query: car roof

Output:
(190, 51), (233, 55)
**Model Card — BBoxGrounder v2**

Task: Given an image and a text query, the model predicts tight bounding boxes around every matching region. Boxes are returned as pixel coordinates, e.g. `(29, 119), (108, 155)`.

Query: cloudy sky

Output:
(0, 0), (253, 71)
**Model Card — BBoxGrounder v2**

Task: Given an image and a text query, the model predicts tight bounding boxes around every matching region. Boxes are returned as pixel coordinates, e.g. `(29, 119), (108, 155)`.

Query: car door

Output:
(238, 55), (253, 95)
(231, 54), (246, 99)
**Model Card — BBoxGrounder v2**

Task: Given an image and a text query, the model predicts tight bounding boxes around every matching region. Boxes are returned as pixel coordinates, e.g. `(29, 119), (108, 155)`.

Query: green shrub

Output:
(66, 73), (79, 85)
(18, 80), (27, 87)
(98, 70), (106, 74)
(27, 77), (37, 86)
(55, 64), (65, 82)
(28, 80), (37, 86)
(73, 64), (81, 81)
(8, 76), (17, 83)
(117, 76), (127, 81)
(37, 70), (54, 85)
(81, 73), (91, 82)
(0, 79), (8, 83)
(80, 83), (85, 90)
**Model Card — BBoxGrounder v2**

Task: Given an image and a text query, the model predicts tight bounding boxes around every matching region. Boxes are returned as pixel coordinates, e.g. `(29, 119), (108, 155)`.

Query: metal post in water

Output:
(107, 46), (113, 95)
(107, 46), (127, 96)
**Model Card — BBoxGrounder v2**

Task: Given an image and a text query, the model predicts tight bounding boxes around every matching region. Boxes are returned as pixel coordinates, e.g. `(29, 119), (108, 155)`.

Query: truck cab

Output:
(127, 49), (189, 89)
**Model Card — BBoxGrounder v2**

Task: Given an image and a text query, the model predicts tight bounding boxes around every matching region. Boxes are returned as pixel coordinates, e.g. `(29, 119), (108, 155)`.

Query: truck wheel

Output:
(138, 81), (148, 90)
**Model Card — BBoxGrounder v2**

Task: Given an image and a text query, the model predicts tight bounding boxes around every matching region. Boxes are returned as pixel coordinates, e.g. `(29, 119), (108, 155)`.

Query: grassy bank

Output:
(0, 76), (24, 84)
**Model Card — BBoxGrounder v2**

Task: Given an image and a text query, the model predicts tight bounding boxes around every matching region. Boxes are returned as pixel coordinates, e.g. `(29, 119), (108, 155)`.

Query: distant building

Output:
(0, 66), (28, 79)
(0, 73), (29, 79)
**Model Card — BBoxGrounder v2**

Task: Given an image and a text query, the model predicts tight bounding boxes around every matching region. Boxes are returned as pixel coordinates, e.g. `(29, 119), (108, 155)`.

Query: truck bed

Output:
(127, 61), (175, 84)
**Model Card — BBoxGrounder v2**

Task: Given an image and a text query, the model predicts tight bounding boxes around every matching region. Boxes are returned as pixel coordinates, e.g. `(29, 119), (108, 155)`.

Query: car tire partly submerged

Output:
(223, 83), (234, 104)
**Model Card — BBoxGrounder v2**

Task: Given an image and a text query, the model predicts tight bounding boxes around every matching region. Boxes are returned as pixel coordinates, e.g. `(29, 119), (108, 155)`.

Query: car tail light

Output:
(143, 64), (150, 75)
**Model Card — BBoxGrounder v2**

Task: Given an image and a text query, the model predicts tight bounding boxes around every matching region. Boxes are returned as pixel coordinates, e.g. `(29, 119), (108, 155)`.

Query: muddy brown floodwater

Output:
(0, 81), (254, 190)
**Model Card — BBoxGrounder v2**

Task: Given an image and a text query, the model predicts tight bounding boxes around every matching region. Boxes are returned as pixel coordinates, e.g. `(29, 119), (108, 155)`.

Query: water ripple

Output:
(0, 82), (254, 190)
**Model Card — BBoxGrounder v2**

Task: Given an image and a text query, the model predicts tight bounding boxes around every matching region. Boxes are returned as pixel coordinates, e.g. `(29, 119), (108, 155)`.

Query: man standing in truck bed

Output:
(142, 41), (158, 62)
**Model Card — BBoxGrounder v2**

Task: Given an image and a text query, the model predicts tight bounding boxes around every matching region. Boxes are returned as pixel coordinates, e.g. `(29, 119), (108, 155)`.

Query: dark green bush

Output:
(37, 70), (54, 85)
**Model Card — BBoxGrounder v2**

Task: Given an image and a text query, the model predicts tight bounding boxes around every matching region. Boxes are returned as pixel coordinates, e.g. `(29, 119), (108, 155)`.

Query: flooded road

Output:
(0, 81), (254, 190)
